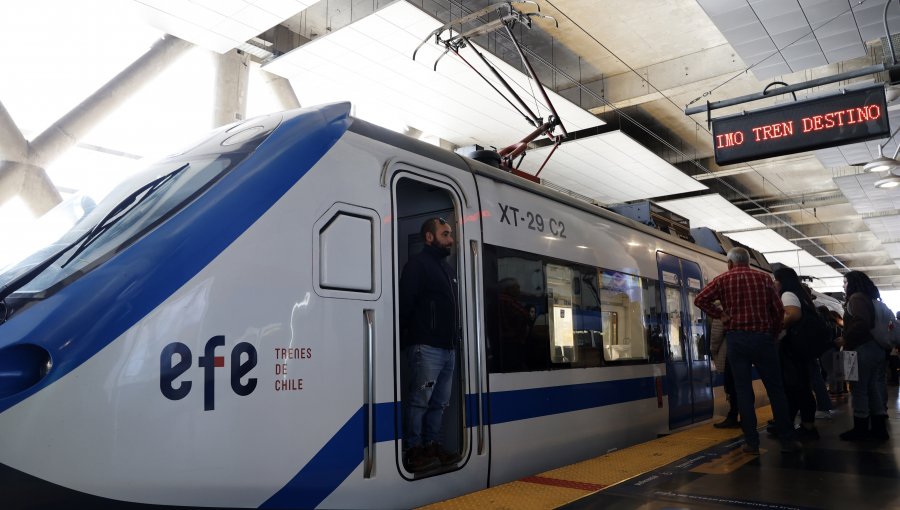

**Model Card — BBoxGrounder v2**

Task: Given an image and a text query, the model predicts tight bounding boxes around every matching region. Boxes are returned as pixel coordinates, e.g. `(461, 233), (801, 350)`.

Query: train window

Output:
(546, 264), (575, 364)
(598, 270), (650, 362)
(483, 245), (603, 372)
(312, 203), (381, 300)
(492, 251), (545, 372)
(685, 290), (705, 361)
(318, 213), (373, 291)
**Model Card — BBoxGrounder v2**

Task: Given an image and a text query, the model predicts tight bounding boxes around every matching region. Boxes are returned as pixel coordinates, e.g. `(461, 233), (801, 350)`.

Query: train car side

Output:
(0, 104), (769, 509)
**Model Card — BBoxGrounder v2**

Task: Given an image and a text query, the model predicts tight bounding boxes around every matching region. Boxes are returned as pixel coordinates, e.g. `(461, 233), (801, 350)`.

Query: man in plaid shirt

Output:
(694, 247), (802, 454)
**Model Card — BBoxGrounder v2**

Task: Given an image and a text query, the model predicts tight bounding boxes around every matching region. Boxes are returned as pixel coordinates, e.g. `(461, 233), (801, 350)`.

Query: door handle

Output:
(470, 240), (485, 455)
(363, 309), (375, 478)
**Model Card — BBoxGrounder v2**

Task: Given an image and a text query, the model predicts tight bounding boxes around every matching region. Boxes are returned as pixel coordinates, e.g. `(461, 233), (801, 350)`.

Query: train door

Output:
(389, 163), (489, 490)
(657, 252), (713, 429)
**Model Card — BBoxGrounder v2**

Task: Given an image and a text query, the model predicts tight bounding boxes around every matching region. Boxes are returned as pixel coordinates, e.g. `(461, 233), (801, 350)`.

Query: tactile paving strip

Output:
(420, 406), (774, 510)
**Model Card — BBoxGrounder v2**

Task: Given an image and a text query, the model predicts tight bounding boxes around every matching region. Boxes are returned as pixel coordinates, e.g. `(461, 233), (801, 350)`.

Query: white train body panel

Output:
(0, 103), (762, 509)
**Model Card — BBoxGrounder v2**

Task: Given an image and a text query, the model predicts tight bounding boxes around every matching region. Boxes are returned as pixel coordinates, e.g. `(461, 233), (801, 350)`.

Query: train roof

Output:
(346, 113), (745, 269)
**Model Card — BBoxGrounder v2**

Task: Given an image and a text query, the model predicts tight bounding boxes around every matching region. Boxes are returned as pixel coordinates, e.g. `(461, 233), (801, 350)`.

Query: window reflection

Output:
(484, 245), (658, 373)
(686, 290), (705, 361)
(599, 270), (650, 361)
(664, 286), (684, 361)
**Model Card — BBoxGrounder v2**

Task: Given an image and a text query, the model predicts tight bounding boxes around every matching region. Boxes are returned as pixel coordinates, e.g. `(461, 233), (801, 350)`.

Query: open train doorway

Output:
(391, 169), (485, 482)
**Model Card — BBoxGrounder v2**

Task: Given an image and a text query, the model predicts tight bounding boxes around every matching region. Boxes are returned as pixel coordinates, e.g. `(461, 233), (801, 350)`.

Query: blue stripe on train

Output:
(487, 377), (660, 424)
(264, 376), (660, 509)
(0, 103), (352, 415)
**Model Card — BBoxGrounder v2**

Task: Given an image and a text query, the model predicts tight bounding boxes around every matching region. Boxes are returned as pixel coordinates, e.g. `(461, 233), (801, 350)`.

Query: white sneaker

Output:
(815, 410), (835, 420)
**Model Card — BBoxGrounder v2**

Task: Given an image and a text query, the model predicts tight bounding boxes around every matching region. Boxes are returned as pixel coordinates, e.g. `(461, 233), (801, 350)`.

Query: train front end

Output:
(0, 103), (352, 507)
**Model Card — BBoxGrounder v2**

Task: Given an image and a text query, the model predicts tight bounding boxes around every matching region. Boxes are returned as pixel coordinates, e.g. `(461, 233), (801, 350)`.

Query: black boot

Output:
(714, 396), (740, 428)
(870, 415), (890, 441)
(714, 415), (740, 428)
(840, 417), (870, 441)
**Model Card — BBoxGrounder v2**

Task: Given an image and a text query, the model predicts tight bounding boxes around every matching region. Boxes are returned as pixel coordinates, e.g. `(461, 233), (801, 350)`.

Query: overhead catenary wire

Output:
(449, 0), (858, 273)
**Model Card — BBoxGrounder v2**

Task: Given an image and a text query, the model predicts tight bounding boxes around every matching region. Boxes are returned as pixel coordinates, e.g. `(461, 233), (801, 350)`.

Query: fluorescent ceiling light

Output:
(764, 250), (823, 268)
(517, 131), (707, 204)
(864, 156), (900, 174)
(725, 229), (798, 253)
(875, 170), (900, 189)
(130, 0), (314, 53)
(263, 1), (602, 148)
(790, 265), (843, 279)
(656, 194), (763, 232)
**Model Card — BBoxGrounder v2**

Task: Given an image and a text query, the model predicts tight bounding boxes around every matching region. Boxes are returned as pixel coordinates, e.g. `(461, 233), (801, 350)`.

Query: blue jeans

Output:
(405, 344), (455, 449)
(850, 341), (888, 418)
(727, 330), (795, 447)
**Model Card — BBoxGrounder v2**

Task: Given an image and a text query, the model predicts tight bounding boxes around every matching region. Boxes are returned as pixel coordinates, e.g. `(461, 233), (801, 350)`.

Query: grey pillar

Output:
(0, 162), (60, 216)
(0, 98), (61, 215)
(213, 49), (251, 127)
(259, 69), (300, 110)
(0, 101), (28, 161)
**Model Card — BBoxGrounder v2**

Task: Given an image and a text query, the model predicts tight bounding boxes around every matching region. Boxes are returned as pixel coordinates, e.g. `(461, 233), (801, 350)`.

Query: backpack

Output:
(870, 299), (900, 350)
(786, 303), (833, 360)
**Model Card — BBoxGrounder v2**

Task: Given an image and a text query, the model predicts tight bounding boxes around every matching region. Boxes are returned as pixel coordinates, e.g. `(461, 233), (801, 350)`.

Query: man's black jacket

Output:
(399, 244), (459, 349)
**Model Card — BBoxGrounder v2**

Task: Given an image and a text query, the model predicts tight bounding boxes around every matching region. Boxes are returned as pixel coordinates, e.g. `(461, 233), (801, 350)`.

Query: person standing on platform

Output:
(694, 247), (801, 454)
(836, 271), (889, 441)
(890, 311), (900, 387)
(772, 267), (819, 440)
(399, 217), (461, 471)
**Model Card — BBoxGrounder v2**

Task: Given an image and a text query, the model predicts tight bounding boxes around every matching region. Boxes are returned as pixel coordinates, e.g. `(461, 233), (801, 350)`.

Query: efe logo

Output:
(160, 336), (258, 410)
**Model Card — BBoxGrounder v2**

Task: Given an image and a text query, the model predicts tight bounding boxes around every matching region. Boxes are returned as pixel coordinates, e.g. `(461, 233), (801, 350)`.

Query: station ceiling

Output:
(6, 0), (900, 292)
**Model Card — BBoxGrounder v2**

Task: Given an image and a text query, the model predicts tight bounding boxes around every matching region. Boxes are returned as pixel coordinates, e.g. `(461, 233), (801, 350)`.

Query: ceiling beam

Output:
(0, 100), (27, 161)
(562, 44), (743, 111)
(29, 34), (192, 168)
(774, 220), (871, 239)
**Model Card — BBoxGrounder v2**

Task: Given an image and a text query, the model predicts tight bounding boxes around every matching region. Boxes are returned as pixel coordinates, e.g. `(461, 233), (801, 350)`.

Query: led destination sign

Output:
(711, 86), (889, 165)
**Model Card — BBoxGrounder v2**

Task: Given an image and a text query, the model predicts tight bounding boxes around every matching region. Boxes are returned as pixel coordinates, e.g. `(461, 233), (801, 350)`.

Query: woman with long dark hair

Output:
(838, 271), (889, 441)
(772, 267), (819, 440)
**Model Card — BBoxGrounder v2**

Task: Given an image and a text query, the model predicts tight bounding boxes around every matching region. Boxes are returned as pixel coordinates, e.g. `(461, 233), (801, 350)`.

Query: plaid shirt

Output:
(694, 265), (783, 337)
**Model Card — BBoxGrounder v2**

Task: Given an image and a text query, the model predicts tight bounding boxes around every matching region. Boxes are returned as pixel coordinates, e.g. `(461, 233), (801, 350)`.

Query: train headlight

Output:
(0, 344), (52, 398)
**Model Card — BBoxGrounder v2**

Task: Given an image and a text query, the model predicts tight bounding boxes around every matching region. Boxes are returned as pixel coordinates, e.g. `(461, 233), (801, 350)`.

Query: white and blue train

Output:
(0, 103), (769, 508)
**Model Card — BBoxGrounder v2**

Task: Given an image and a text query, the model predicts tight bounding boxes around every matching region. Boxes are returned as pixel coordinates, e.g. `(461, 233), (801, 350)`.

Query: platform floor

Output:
(423, 386), (900, 510)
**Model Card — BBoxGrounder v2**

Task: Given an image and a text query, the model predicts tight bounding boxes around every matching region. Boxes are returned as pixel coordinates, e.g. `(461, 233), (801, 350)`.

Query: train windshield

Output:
(0, 155), (232, 298)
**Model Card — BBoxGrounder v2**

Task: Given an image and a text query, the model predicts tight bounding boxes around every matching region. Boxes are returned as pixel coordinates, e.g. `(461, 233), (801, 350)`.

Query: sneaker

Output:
(713, 417), (741, 429)
(742, 444), (760, 455)
(405, 445), (439, 472)
(815, 410), (835, 420)
(780, 440), (803, 453)
(425, 442), (461, 466)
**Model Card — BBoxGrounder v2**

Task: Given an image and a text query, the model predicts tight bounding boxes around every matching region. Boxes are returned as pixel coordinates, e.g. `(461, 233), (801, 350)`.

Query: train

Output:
(0, 102), (774, 509)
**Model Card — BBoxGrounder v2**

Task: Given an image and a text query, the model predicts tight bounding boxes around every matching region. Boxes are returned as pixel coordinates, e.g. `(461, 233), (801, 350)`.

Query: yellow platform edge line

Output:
(420, 406), (774, 510)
